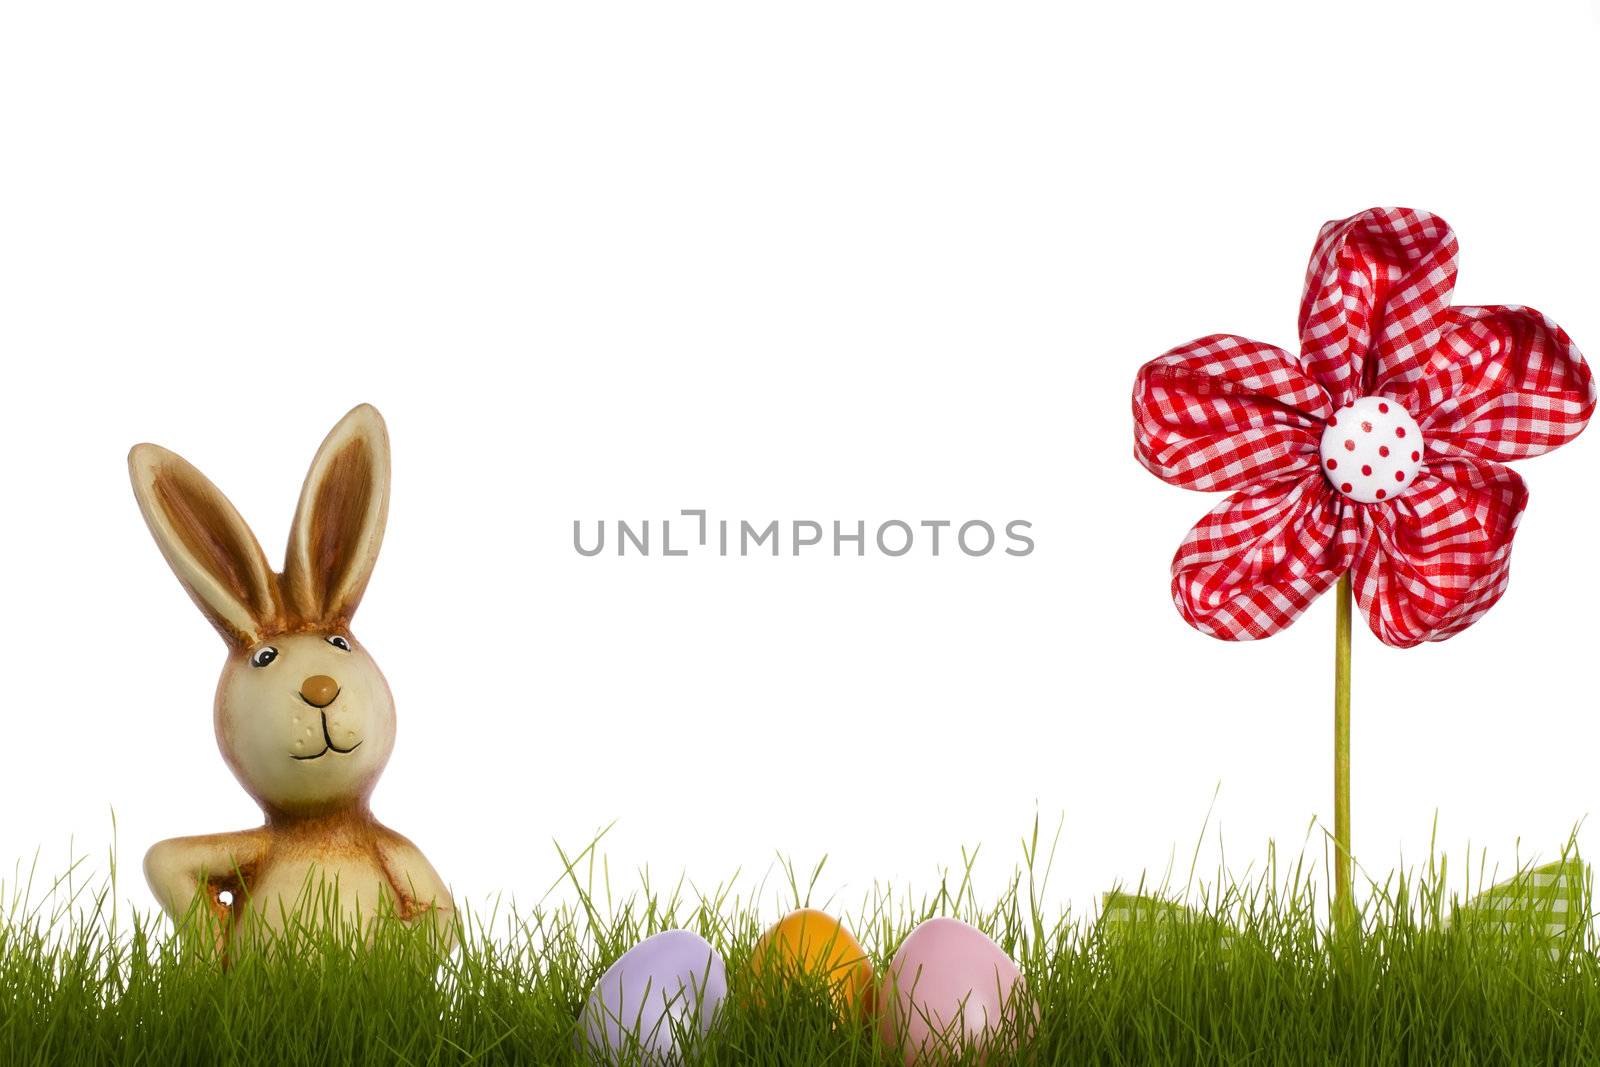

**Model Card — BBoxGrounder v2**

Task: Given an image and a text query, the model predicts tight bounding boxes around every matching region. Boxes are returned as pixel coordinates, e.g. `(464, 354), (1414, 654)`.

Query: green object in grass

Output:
(1098, 890), (1234, 952)
(1454, 858), (1590, 941)
(1099, 890), (1190, 929)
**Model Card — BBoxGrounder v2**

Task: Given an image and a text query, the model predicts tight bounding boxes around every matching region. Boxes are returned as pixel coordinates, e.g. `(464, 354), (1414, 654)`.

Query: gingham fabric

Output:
(1133, 207), (1595, 647)
(1099, 891), (1235, 950)
(1454, 858), (1589, 946)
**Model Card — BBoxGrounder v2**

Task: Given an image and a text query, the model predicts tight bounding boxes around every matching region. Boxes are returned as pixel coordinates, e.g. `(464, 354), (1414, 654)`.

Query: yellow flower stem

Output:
(1333, 571), (1354, 934)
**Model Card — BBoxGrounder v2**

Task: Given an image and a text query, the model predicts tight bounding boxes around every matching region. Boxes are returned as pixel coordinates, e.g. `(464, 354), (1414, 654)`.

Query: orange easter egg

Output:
(749, 908), (875, 1012)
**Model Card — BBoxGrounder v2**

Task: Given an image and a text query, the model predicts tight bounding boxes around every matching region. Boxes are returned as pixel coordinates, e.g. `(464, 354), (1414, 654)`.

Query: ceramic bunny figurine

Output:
(129, 404), (452, 952)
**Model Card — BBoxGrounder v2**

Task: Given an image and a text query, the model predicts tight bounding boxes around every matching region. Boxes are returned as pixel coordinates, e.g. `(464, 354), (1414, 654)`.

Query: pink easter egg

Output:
(878, 917), (1029, 1064)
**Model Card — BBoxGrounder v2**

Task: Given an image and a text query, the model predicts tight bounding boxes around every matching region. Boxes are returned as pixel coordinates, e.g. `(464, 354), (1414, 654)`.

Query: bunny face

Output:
(130, 404), (398, 820)
(217, 632), (396, 814)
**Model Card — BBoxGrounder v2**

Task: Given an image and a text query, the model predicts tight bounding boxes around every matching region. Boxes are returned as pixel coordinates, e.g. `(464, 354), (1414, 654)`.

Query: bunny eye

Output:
(250, 646), (279, 668)
(326, 635), (352, 652)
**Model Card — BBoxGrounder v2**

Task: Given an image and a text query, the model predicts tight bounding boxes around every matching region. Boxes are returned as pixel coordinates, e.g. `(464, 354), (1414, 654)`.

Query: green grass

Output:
(3, 820), (1599, 1065)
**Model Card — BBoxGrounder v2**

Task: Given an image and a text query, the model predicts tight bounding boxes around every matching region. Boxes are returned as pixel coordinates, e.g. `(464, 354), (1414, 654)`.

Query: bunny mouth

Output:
(292, 712), (363, 761)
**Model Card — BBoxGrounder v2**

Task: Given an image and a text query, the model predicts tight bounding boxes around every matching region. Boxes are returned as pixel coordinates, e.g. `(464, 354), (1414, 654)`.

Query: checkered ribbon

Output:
(1133, 208), (1595, 647)
(1454, 858), (1589, 945)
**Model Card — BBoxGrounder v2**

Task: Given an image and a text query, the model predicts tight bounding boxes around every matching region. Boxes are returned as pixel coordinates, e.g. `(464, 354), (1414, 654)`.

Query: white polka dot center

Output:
(1317, 396), (1424, 505)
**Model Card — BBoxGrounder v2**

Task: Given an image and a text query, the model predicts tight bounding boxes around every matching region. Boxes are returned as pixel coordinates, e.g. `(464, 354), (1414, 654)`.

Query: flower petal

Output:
(1299, 207), (1458, 404)
(1351, 455), (1526, 647)
(1134, 334), (1328, 492)
(1171, 473), (1355, 640)
(1405, 305), (1596, 462)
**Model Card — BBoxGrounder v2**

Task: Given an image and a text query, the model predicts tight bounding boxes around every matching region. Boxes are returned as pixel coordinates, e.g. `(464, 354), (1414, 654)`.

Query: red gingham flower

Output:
(1133, 207), (1595, 647)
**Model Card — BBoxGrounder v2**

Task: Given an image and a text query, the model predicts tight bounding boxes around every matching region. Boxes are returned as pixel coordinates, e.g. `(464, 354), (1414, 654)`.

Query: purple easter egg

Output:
(581, 929), (727, 1064)
(879, 917), (1028, 1064)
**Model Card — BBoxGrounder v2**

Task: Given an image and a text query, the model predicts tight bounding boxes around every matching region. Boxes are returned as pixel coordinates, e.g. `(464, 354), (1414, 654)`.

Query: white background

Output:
(2, 1), (1598, 928)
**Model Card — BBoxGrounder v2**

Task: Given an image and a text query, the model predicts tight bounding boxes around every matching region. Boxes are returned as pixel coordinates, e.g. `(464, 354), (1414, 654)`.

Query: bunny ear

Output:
(283, 404), (390, 627)
(128, 444), (284, 646)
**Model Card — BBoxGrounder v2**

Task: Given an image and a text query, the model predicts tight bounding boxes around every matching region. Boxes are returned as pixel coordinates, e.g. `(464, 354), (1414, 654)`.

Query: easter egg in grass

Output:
(580, 929), (727, 1064)
(748, 908), (875, 1013)
(877, 917), (1030, 1064)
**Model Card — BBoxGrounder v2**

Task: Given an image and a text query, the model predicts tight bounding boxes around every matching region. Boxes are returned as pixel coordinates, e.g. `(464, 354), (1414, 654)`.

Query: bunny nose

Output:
(300, 675), (340, 708)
